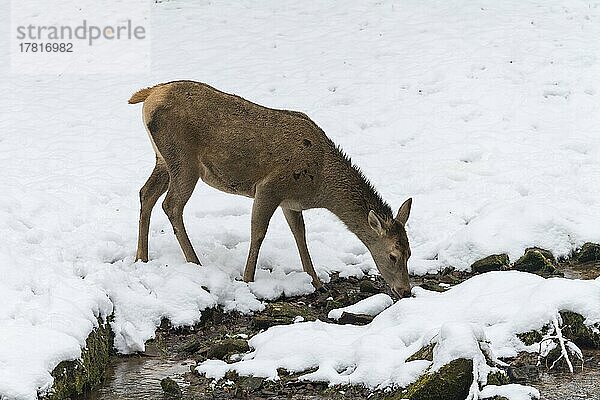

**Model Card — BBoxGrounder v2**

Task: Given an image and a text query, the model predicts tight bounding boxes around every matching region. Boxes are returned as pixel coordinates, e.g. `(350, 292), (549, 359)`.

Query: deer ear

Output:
(368, 210), (385, 236)
(395, 198), (412, 225)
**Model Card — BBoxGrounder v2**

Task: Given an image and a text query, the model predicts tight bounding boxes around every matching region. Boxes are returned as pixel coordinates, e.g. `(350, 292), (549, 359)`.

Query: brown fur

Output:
(131, 81), (413, 296)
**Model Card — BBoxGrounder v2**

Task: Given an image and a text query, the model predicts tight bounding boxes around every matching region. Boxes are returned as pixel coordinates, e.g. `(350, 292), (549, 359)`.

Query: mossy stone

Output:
(46, 318), (112, 399)
(161, 377), (182, 398)
(394, 358), (473, 400)
(471, 254), (510, 273)
(517, 326), (548, 346)
(253, 302), (317, 329)
(359, 280), (379, 294)
(525, 247), (556, 263)
(576, 242), (600, 263)
(337, 312), (374, 325)
(237, 376), (264, 392)
(406, 344), (435, 362)
(205, 338), (249, 360)
(513, 249), (561, 277)
(486, 370), (510, 386)
(559, 311), (600, 348)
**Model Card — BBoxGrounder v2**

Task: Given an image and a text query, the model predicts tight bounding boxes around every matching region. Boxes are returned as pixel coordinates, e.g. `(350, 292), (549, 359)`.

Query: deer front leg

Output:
(282, 208), (323, 289)
(243, 186), (280, 283)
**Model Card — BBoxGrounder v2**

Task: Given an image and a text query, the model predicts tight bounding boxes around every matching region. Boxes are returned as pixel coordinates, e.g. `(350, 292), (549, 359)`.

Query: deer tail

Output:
(128, 86), (156, 104)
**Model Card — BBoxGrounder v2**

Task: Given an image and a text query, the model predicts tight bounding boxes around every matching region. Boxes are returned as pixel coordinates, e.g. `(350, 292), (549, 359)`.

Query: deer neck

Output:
(320, 148), (393, 249)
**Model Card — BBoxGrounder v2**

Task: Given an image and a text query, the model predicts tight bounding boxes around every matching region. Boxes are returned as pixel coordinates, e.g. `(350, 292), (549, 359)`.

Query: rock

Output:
(526, 247), (556, 263)
(143, 340), (166, 357)
(419, 281), (446, 292)
(512, 248), (562, 277)
(518, 311), (600, 349)
(507, 365), (539, 382)
(47, 318), (112, 399)
(359, 279), (379, 294)
(396, 358), (473, 400)
(486, 370), (510, 386)
(406, 344), (434, 362)
(237, 376), (264, 392)
(576, 242), (600, 263)
(559, 311), (600, 349)
(471, 254), (510, 273)
(337, 312), (374, 325)
(160, 377), (182, 398)
(540, 342), (583, 371)
(253, 302), (317, 329)
(178, 337), (202, 354)
(205, 338), (249, 360)
(517, 327), (548, 346)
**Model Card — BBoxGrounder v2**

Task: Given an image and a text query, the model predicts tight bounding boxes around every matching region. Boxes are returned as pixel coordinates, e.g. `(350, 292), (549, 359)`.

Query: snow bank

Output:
(2, 0), (600, 398)
(328, 293), (393, 320)
(197, 272), (600, 397)
(0, 252), (112, 399)
(480, 384), (540, 400)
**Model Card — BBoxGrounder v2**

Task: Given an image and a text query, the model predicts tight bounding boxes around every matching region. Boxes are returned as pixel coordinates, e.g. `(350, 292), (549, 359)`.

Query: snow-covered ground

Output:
(198, 272), (600, 399)
(1, 0), (600, 399)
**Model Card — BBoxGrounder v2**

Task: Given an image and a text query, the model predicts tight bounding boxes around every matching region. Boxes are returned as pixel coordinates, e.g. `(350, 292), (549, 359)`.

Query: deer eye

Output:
(389, 254), (397, 263)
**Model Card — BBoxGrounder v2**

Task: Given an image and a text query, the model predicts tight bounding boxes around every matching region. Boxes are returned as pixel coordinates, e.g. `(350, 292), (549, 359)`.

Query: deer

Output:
(129, 81), (413, 297)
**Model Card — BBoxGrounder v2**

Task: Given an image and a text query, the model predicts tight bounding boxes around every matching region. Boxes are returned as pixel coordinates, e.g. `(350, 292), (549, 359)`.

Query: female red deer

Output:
(130, 81), (413, 297)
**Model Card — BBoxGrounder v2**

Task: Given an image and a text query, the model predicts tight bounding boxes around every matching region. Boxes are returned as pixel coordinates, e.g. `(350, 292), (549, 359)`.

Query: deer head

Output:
(367, 198), (412, 298)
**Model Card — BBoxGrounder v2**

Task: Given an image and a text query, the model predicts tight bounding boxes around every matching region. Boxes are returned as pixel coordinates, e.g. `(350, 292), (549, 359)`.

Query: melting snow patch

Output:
(480, 384), (540, 400)
(328, 293), (393, 320)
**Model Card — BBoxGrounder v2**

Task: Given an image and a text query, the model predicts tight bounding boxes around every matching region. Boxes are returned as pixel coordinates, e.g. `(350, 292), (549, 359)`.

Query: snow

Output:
(197, 272), (600, 398)
(480, 384), (540, 400)
(1, 0), (600, 398)
(328, 293), (393, 320)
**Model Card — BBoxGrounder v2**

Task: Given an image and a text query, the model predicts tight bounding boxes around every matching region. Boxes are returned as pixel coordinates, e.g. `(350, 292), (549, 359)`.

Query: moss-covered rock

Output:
(518, 312), (600, 350)
(419, 281), (447, 292)
(539, 342), (584, 371)
(359, 280), (379, 294)
(406, 344), (435, 362)
(161, 377), (182, 398)
(205, 338), (249, 360)
(512, 248), (562, 277)
(393, 359), (473, 400)
(507, 364), (539, 383)
(517, 326), (549, 346)
(46, 318), (112, 399)
(559, 311), (600, 349)
(337, 312), (374, 325)
(576, 242), (600, 263)
(237, 376), (264, 392)
(526, 247), (556, 263)
(471, 254), (510, 274)
(486, 370), (510, 386)
(253, 302), (317, 329)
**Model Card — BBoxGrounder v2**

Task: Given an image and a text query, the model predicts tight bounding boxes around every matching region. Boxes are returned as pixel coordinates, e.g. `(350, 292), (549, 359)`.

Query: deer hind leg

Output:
(162, 160), (201, 265)
(136, 160), (169, 262)
(243, 184), (281, 283)
(282, 208), (323, 289)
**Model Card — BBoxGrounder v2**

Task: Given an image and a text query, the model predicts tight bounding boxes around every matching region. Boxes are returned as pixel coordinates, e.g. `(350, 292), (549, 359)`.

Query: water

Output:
(533, 350), (600, 400)
(94, 348), (600, 400)
(90, 357), (192, 400)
